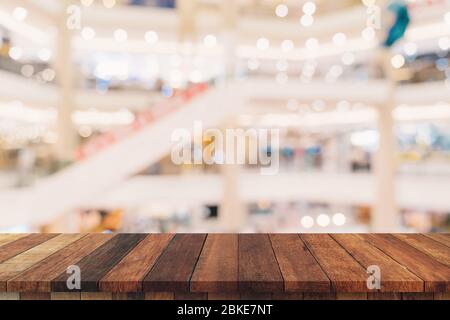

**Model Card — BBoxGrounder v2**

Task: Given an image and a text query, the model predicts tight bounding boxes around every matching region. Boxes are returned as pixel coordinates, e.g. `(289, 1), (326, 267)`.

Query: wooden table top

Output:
(0, 233), (449, 294)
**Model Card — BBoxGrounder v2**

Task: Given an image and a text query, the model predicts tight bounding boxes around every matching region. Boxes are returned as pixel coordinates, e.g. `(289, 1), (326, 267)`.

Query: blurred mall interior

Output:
(0, 0), (449, 234)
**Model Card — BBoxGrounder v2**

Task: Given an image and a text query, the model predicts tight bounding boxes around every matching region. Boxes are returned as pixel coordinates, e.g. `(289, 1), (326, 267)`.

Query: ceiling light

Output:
(103, 0), (116, 8)
(332, 33), (347, 46)
(391, 54), (405, 69)
(247, 59), (259, 71)
(438, 37), (450, 51)
(81, 0), (94, 6)
(38, 48), (52, 62)
(317, 214), (330, 227)
(21, 65), (34, 78)
(281, 39), (294, 52)
(145, 31), (159, 45)
(42, 68), (56, 82)
(301, 216), (314, 228)
(114, 29), (128, 42)
(300, 14), (314, 27)
(8, 47), (22, 60)
(275, 4), (289, 18)
(256, 37), (270, 51)
(332, 213), (346, 226)
(302, 2), (316, 15)
(81, 27), (95, 40)
(361, 27), (375, 41)
(342, 52), (355, 65)
(203, 34), (217, 48)
(305, 38), (319, 51)
(13, 7), (27, 21)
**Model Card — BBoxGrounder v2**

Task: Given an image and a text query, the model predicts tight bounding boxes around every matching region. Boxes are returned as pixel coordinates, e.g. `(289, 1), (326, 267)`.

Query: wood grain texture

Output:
(0, 234), (84, 291)
(175, 292), (207, 300)
(0, 234), (27, 248)
(191, 234), (238, 293)
(336, 293), (367, 300)
(361, 234), (450, 292)
(0, 233), (58, 264)
(51, 233), (146, 292)
(112, 293), (145, 300)
(300, 234), (368, 292)
(51, 292), (81, 300)
(240, 293), (272, 300)
(402, 293), (434, 300)
(20, 293), (50, 300)
(367, 293), (401, 300)
(0, 233), (448, 298)
(100, 233), (174, 292)
(0, 292), (19, 300)
(331, 234), (423, 292)
(393, 234), (450, 266)
(434, 292), (450, 300)
(208, 293), (240, 300)
(238, 234), (284, 292)
(272, 293), (303, 300)
(303, 293), (336, 300)
(270, 234), (330, 292)
(80, 292), (112, 300)
(145, 292), (174, 300)
(423, 233), (450, 248)
(143, 234), (206, 292)
(8, 233), (113, 292)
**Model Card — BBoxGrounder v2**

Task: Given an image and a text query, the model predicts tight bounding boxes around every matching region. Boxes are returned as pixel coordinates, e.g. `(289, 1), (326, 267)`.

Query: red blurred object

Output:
(75, 83), (208, 160)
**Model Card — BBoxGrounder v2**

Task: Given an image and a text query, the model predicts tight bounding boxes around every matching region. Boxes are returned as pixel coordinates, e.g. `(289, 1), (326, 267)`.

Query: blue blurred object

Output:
(129, 0), (175, 8)
(382, 0), (410, 47)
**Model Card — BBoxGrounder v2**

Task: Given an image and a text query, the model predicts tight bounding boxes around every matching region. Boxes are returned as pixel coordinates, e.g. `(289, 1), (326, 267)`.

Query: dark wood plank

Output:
(336, 293), (367, 300)
(0, 234), (27, 248)
(367, 293), (401, 300)
(208, 293), (240, 300)
(402, 293), (433, 300)
(143, 234), (206, 292)
(300, 234), (368, 292)
(269, 234), (330, 292)
(303, 293), (336, 300)
(361, 234), (450, 292)
(272, 293), (303, 300)
(240, 293), (272, 300)
(51, 233), (146, 292)
(99, 233), (174, 292)
(191, 234), (238, 293)
(331, 234), (423, 292)
(393, 234), (450, 266)
(0, 234), (84, 291)
(238, 234), (283, 292)
(20, 292), (50, 300)
(112, 293), (145, 300)
(434, 292), (450, 300)
(423, 233), (450, 248)
(175, 292), (207, 300)
(144, 292), (174, 300)
(8, 233), (113, 292)
(0, 234), (59, 264)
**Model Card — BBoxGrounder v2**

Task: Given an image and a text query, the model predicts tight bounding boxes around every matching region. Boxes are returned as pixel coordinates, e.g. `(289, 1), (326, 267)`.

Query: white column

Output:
(372, 49), (398, 231)
(220, 161), (246, 232)
(219, 121), (246, 232)
(176, 0), (197, 43)
(54, 0), (77, 162)
(221, 0), (238, 79)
